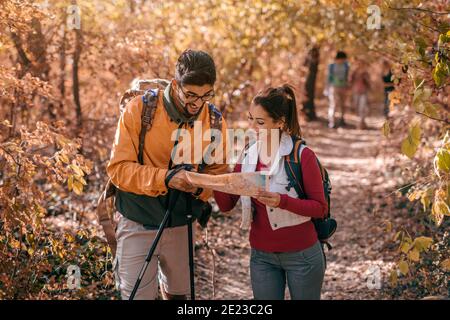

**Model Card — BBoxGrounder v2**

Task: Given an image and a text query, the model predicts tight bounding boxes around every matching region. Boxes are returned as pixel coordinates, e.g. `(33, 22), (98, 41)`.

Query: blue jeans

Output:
(250, 241), (326, 300)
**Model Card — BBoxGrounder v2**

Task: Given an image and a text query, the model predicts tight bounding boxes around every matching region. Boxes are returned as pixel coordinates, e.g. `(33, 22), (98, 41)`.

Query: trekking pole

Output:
(186, 194), (195, 300)
(129, 189), (181, 300)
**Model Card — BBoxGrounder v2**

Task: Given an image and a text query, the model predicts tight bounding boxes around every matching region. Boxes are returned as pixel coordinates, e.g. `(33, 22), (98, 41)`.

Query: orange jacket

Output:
(106, 91), (229, 202)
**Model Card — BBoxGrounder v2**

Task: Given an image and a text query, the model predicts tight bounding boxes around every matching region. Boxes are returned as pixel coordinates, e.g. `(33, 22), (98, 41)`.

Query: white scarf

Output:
(239, 132), (294, 229)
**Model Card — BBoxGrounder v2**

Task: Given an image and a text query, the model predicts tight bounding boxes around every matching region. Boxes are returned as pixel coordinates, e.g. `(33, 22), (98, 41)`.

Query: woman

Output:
(350, 58), (371, 129)
(214, 85), (327, 300)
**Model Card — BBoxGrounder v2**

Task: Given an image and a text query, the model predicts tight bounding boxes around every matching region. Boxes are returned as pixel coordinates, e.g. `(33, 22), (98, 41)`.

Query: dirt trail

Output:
(196, 103), (395, 300)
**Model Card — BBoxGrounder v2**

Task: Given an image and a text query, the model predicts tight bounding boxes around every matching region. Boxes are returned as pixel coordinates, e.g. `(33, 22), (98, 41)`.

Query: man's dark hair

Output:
(175, 49), (216, 86)
(335, 51), (347, 59)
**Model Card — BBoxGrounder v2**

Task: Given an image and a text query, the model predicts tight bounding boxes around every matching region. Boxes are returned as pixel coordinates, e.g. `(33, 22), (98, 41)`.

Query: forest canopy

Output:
(0, 0), (448, 300)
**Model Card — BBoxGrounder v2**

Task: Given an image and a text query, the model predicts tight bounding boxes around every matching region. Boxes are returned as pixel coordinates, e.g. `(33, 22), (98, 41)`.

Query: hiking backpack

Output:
(96, 79), (223, 256)
(283, 137), (337, 250)
(329, 61), (349, 87)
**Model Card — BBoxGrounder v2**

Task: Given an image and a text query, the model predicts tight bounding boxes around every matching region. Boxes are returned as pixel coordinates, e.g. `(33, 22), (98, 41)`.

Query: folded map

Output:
(185, 171), (269, 197)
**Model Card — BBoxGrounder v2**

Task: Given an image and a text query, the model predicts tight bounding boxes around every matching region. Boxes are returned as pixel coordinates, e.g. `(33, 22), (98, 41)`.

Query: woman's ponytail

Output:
(282, 84), (301, 138)
(253, 83), (302, 138)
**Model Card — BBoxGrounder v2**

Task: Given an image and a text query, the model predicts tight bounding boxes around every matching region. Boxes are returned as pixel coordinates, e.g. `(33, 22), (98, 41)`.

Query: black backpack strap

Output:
(316, 159), (332, 219)
(284, 137), (336, 245)
(137, 89), (158, 165)
(284, 138), (328, 198)
(284, 137), (307, 199)
(208, 103), (222, 135)
(164, 163), (194, 189)
(198, 103), (223, 173)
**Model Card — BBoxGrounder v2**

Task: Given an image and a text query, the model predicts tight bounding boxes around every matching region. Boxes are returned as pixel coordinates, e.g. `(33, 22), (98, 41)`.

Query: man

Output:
(326, 51), (350, 129)
(107, 49), (229, 300)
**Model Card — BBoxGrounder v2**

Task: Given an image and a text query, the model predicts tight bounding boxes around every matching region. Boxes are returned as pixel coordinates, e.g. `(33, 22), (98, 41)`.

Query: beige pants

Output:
(114, 212), (194, 300)
(328, 86), (348, 127)
(353, 93), (368, 122)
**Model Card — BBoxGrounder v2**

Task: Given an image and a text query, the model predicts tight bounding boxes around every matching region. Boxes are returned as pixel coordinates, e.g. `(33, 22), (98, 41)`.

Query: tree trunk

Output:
(59, 23), (67, 112)
(302, 45), (320, 121)
(72, 24), (83, 134)
(9, 17), (52, 126)
(27, 17), (50, 81)
(129, 0), (136, 13)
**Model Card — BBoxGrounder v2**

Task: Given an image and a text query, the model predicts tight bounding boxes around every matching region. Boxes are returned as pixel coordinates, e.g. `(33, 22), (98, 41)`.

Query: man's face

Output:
(172, 80), (215, 116)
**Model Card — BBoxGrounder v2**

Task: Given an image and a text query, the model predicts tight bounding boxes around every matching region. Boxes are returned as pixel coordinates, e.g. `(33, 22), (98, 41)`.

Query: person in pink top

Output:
(350, 58), (371, 129)
(214, 84), (327, 300)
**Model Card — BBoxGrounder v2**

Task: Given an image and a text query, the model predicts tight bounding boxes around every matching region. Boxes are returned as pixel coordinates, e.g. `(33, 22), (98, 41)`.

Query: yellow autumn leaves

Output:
(431, 188), (450, 226)
(55, 149), (89, 195)
(432, 131), (450, 225)
(392, 77), (447, 161)
(393, 129), (450, 287)
(401, 122), (421, 160)
(397, 126), (449, 227)
(434, 131), (450, 177)
(67, 163), (88, 195)
(433, 31), (450, 87)
(390, 234), (434, 286)
(434, 148), (450, 175)
(408, 186), (450, 227)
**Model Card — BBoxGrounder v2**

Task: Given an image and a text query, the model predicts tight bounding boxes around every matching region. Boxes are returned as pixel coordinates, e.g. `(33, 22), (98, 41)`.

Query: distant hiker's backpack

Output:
(96, 79), (223, 257)
(283, 137), (337, 251)
(329, 62), (349, 87)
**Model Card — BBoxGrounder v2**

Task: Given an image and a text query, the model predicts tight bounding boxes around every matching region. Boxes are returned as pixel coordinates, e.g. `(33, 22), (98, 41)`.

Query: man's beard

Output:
(172, 89), (202, 117)
(184, 103), (202, 116)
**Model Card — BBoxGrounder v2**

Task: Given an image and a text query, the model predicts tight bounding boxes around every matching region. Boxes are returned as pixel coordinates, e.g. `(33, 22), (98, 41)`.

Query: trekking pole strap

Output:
(164, 164), (194, 189)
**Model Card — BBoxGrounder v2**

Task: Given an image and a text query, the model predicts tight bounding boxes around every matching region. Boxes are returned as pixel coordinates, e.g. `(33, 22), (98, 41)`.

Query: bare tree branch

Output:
(415, 111), (450, 124)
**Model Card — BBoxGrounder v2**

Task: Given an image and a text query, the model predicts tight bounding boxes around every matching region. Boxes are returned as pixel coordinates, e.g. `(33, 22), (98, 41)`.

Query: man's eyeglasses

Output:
(178, 85), (215, 103)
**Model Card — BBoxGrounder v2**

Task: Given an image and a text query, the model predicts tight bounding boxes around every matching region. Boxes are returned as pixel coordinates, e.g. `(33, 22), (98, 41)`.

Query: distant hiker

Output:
(382, 60), (395, 118)
(326, 51), (350, 129)
(214, 85), (328, 300)
(106, 49), (228, 300)
(350, 58), (371, 130)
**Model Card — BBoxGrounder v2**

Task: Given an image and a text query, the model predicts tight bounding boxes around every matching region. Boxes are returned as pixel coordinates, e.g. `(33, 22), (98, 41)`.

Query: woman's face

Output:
(247, 103), (284, 140)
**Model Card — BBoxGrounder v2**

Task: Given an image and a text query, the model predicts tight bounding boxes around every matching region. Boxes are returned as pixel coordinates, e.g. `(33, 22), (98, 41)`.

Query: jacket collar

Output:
(267, 131), (293, 175)
(278, 131), (294, 157)
(242, 131), (293, 174)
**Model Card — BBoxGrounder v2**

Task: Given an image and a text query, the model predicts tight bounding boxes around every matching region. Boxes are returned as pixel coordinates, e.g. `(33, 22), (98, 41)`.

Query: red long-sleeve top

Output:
(214, 147), (327, 253)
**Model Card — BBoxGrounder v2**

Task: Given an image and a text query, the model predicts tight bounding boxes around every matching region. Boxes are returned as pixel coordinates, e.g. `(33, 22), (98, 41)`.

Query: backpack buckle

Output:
(285, 180), (295, 192)
(320, 240), (333, 251)
(142, 115), (152, 125)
